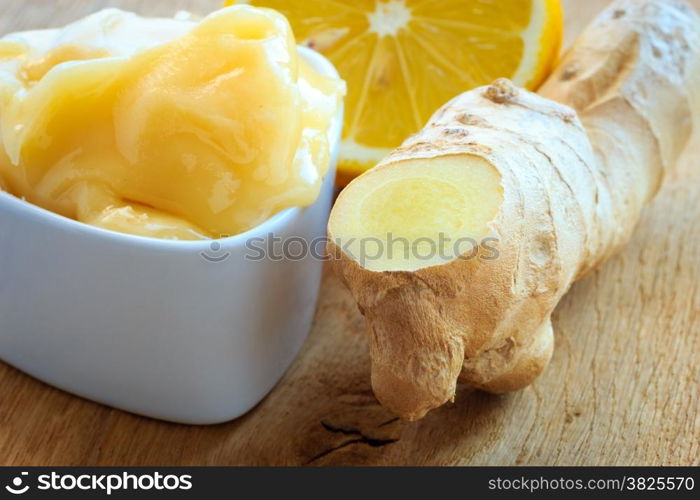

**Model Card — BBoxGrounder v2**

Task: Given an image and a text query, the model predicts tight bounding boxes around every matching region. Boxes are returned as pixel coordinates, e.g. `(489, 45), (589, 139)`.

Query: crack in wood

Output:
(305, 421), (399, 464)
(377, 417), (400, 428)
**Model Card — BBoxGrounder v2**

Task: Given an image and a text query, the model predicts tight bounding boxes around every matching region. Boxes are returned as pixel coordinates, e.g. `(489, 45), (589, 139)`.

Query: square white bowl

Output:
(0, 47), (342, 424)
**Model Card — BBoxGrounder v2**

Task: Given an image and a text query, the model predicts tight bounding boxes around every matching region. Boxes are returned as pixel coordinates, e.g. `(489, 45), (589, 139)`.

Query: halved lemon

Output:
(227, 0), (563, 184)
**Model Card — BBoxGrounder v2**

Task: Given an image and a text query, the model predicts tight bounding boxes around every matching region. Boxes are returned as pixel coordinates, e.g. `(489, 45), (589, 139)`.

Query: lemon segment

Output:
(230, 0), (563, 183)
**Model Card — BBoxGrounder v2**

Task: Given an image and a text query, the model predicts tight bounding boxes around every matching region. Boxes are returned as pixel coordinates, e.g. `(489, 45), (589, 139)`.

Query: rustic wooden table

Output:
(0, 0), (698, 466)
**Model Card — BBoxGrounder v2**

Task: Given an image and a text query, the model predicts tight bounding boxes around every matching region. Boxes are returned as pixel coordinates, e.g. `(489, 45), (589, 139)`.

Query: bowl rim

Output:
(0, 45), (342, 251)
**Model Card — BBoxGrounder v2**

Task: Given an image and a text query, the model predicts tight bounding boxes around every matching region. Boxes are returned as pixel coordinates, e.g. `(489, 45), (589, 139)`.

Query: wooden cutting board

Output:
(0, 0), (697, 466)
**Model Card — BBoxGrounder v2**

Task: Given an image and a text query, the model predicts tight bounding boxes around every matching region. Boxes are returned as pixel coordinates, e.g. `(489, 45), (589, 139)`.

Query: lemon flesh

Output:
(234, 0), (563, 182)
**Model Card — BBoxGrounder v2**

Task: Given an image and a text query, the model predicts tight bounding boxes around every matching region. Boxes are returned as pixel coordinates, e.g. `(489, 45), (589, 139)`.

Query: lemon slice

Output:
(228, 0), (563, 183)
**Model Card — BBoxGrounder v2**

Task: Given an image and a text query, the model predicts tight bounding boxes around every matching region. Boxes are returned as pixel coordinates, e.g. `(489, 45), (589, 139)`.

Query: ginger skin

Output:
(328, 0), (700, 420)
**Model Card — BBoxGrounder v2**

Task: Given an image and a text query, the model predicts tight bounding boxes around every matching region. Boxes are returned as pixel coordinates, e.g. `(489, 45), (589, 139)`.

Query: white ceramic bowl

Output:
(0, 47), (342, 424)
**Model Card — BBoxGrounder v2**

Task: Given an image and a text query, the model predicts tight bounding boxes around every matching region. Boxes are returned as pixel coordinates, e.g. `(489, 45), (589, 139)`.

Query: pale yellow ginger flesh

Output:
(0, 6), (344, 239)
(329, 0), (700, 420)
(329, 156), (502, 271)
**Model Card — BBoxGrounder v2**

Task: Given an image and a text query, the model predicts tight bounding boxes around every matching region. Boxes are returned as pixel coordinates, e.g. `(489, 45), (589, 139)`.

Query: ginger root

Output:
(328, 0), (700, 420)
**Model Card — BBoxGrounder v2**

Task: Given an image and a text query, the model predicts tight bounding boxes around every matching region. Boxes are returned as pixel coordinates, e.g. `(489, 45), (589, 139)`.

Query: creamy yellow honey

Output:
(0, 6), (344, 239)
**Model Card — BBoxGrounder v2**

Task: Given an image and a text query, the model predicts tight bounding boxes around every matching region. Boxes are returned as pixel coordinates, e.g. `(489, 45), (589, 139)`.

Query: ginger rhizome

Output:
(328, 0), (700, 420)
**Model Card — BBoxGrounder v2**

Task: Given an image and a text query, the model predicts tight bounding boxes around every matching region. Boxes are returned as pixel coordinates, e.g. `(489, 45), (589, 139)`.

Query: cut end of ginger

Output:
(329, 155), (503, 272)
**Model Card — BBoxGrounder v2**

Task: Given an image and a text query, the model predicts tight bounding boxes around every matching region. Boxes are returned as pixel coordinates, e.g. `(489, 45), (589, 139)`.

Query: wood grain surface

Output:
(0, 0), (698, 466)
